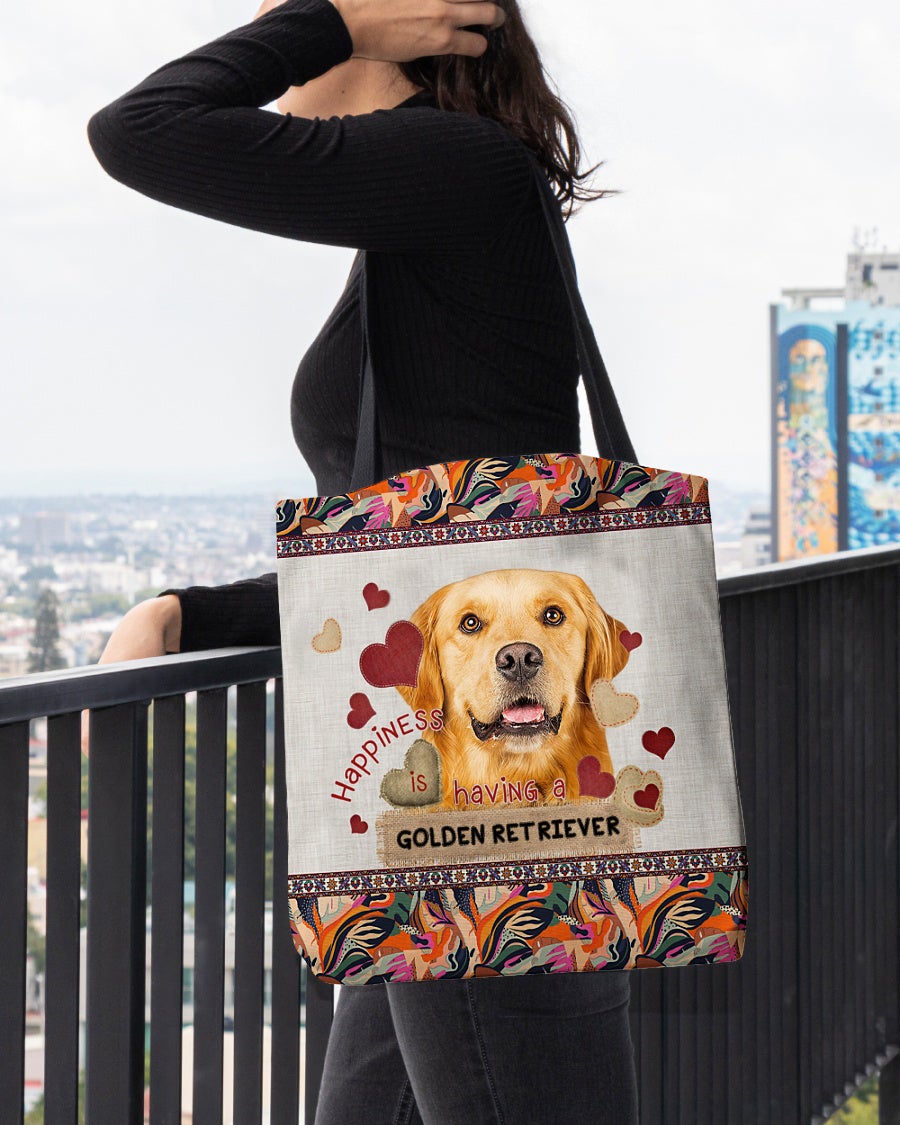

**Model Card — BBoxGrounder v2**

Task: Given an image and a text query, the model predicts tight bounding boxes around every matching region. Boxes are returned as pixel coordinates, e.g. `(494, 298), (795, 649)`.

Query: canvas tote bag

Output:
(276, 154), (749, 984)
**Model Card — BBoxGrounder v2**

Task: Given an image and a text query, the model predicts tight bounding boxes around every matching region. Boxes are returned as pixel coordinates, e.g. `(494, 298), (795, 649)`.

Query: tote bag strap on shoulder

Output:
(349, 152), (637, 492)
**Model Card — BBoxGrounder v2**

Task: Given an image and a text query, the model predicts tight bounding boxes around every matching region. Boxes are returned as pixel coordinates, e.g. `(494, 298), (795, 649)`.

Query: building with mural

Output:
(771, 250), (900, 561)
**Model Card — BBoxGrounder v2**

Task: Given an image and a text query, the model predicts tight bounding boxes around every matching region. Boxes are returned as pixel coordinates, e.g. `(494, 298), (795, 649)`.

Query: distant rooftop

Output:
(781, 249), (900, 310)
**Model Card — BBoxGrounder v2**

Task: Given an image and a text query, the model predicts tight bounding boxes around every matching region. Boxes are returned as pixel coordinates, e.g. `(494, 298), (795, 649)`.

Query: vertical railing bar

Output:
(303, 974), (334, 1124)
(150, 694), (186, 1125)
(849, 571), (865, 1089)
(692, 960), (707, 1124)
(745, 590), (761, 1121)
(810, 574), (825, 1119)
(192, 688), (228, 1125)
(815, 575), (831, 1121)
(841, 571), (855, 1096)
(796, 580), (811, 1121)
(757, 588), (774, 1117)
(864, 566), (879, 1067)
(635, 967), (663, 1121)
(0, 720), (30, 1125)
(625, 981), (641, 1118)
(822, 574), (838, 1113)
(85, 702), (148, 1124)
(779, 584), (800, 1113)
(886, 563), (900, 1050)
(270, 679), (302, 1125)
(721, 595), (744, 1125)
(233, 681), (267, 1123)
(44, 711), (83, 1123)
(831, 574), (845, 1108)
(763, 588), (780, 1120)
(809, 576), (825, 1115)
(690, 933), (699, 1123)
(867, 565), (883, 1066)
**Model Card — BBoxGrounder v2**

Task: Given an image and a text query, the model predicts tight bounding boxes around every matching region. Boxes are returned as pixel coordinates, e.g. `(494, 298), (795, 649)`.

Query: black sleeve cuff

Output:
(158, 572), (280, 651)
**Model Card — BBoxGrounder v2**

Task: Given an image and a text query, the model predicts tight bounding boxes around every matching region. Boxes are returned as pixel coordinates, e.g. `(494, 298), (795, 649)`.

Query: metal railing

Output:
(1, 545), (898, 1124)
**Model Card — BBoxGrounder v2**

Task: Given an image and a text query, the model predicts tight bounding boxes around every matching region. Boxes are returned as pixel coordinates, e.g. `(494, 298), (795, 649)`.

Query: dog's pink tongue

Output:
(502, 704), (544, 724)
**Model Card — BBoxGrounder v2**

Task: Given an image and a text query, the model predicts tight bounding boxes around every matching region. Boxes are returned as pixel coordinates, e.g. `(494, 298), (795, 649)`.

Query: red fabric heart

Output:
(577, 756), (616, 799)
(360, 621), (424, 688)
(347, 693), (376, 729)
(634, 783), (660, 811)
(350, 814), (369, 834)
(642, 727), (675, 758)
(363, 582), (390, 610)
(619, 630), (643, 652)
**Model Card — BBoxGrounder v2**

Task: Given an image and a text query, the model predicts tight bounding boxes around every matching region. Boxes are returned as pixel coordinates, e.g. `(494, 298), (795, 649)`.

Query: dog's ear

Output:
(571, 575), (631, 687)
(395, 587), (445, 715)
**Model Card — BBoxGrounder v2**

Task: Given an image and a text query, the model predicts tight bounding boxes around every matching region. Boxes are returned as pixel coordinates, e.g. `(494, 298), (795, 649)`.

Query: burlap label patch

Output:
(376, 801), (639, 868)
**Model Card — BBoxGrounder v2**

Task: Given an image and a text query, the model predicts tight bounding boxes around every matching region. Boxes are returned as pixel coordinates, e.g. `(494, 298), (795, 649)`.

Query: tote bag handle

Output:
(349, 152), (637, 492)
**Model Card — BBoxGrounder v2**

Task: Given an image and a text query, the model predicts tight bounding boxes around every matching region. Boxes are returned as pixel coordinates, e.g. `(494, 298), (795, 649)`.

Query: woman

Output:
(88, 0), (640, 1120)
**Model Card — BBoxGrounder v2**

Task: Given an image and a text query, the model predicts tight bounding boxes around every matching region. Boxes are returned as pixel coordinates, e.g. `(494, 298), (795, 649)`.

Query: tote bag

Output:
(276, 154), (749, 984)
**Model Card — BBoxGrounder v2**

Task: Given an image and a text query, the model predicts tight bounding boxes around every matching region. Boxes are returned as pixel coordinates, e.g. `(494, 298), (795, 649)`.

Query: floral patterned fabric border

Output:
(289, 864), (748, 984)
(276, 453), (710, 556)
(277, 506), (712, 558)
(288, 844), (747, 896)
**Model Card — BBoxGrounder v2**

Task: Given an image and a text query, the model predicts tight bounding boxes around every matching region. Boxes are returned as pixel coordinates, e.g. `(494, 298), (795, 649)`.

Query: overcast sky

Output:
(2, 0), (898, 498)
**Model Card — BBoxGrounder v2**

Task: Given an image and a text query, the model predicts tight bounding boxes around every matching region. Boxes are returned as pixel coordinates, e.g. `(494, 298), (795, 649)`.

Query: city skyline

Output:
(3, 0), (899, 498)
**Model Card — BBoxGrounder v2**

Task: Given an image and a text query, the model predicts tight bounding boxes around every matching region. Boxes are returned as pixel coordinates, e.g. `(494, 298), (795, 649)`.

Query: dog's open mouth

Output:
(470, 699), (563, 741)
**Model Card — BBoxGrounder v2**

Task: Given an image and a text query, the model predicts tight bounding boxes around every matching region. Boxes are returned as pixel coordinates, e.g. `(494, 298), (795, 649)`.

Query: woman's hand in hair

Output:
(330, 0), (506, 62)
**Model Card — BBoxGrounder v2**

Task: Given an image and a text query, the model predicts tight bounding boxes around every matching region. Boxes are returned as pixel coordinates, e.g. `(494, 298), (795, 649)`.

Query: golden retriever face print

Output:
(395, 569), (631, 809)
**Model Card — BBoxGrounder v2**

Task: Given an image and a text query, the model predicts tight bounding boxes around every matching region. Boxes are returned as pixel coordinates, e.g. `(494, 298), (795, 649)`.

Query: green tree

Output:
(22, 563), (57, 587)
(828, 1073), (879, 1123)
(28, 588), (65, 672)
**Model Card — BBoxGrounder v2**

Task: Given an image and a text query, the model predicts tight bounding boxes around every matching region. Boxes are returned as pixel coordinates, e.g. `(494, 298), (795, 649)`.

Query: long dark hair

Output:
(396, 1), (616, 219)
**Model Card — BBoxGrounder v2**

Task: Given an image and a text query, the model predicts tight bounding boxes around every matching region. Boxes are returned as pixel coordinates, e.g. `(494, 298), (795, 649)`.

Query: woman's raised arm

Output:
(86, 0), (532, 254)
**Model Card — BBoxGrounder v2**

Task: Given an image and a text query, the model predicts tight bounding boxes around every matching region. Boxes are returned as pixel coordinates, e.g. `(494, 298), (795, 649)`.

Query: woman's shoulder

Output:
(390, 88), (538, 164)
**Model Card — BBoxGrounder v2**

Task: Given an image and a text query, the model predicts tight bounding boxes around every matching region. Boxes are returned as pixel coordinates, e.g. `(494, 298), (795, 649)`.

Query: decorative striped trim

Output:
(287, 844), (747, 895)
(277, 504), (711, 559)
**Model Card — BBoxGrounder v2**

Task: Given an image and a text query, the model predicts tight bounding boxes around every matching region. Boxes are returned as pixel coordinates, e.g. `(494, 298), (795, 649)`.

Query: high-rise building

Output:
(771, 249), (900, 562)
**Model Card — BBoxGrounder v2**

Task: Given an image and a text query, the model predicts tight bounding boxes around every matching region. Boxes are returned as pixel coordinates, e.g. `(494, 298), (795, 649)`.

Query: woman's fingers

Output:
(447, 28), (491, 57)
(441, 1), (506, 57)
(332, 0), (506, 62)
(448, 0), (507, 31)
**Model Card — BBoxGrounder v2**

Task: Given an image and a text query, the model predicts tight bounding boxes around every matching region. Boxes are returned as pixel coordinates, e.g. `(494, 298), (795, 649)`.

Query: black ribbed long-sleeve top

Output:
(87, 0), (590, 650)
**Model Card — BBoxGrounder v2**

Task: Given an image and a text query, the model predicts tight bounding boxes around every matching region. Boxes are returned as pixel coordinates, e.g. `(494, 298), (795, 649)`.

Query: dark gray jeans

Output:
(314, 970), (639, 1124)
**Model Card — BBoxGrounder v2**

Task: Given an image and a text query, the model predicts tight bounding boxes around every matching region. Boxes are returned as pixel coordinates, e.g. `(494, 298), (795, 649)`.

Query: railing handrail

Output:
(0, 646), (282, 724)
(717, 541), (900, 597)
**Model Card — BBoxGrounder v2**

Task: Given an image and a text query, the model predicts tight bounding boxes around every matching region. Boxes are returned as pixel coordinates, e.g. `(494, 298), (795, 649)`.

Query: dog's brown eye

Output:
(543, 606), (565, 626)
(459, 613), (482, 634)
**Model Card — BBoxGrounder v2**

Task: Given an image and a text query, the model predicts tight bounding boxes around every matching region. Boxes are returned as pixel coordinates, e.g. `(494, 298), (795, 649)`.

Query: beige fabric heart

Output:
(311, 617), (342, 654)
(589, 679), (639, 728)
(614, 764), (665, 826)
(380, 740), (442, 808)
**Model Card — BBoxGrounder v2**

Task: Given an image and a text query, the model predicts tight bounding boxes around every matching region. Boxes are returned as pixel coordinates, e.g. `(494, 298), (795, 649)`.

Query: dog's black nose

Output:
(495, 643), (543, 682)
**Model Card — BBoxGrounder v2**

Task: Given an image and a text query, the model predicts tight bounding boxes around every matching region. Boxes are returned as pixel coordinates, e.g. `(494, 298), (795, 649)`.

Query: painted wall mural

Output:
(846, 315), (900, 549)
(773, 303), (900, 559)
(774, 318), (839, 559)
